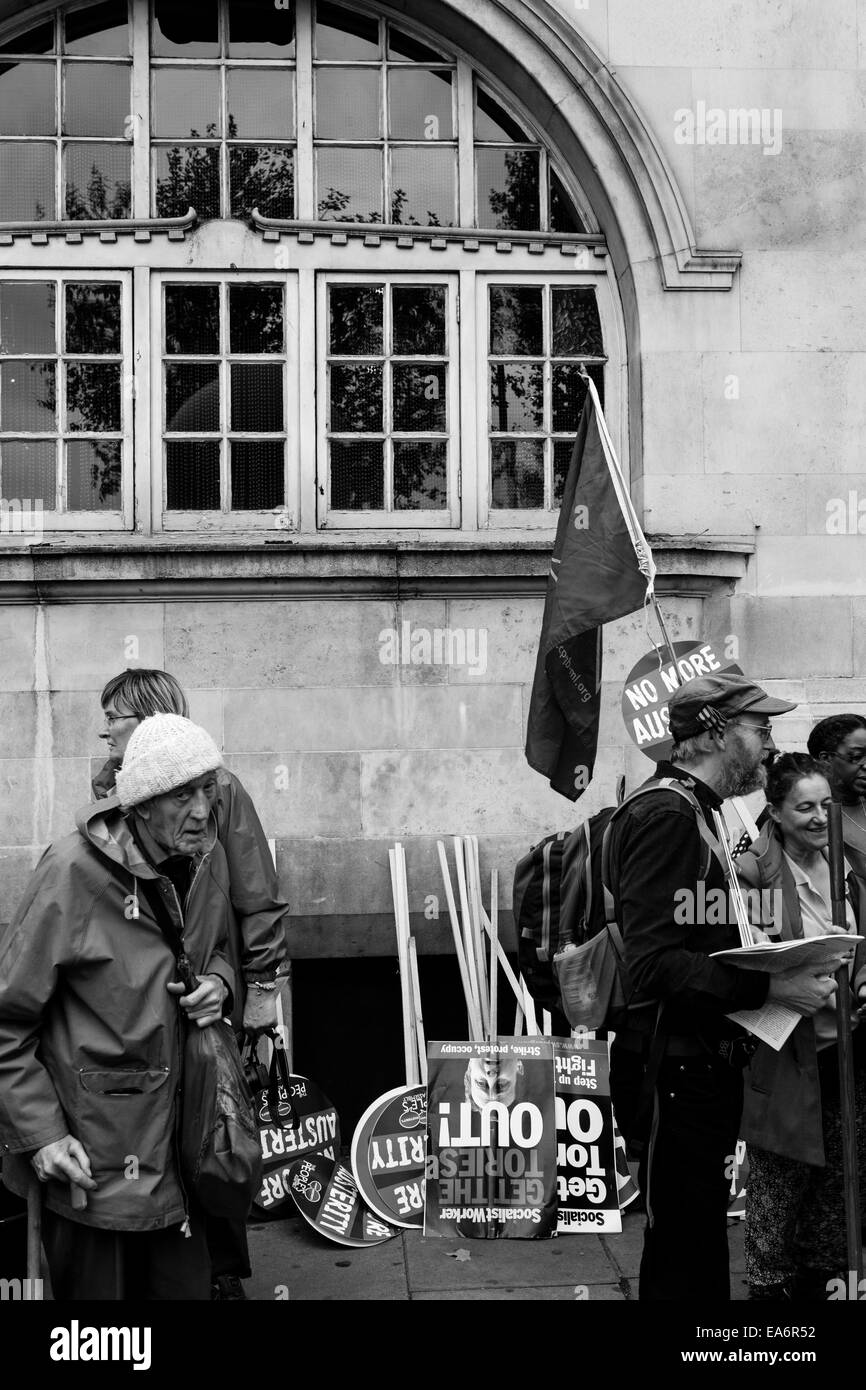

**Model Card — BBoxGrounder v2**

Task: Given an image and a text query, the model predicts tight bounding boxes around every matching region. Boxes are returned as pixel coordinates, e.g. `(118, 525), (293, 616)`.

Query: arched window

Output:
(0, 0), (621, 536)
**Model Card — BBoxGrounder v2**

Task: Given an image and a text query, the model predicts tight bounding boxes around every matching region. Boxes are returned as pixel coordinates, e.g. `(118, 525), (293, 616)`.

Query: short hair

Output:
(765, 752), (827, 808)
(100, 668), (189, 720)
(807, 714), (866, 761)
(670, 733), (711, 765)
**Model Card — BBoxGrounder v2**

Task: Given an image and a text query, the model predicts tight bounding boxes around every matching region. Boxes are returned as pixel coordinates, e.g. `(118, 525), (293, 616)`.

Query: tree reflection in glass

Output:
(330, 363), (382, 433)
(230, 146), (294, 219)
(66, 362), (121, 432)
(329, 285), (383, 355)
(67, 438), (121, 507)
(229, 285), (284, 354)
(65, 147), (131, 220)
(394, 440), (446, 509)
(491, 439), (544, 508)
(65, 283), (121, 354)
(155, 139), (220, 219)
(392, 287), (445, 355)
(478, 148), (540, 231)
(316, 148), (383, 222)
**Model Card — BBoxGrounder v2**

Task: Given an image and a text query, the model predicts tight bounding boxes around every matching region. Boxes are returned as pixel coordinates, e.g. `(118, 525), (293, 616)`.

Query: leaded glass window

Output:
(0, 276), (129, 514)
(321, 277), (457, 521)
(160, 278), (290, 517)
(0, 0), (586, 233)
(151, 0), (296, 219)
(0, 2), (132, 221)
(487, 283), (604, 511)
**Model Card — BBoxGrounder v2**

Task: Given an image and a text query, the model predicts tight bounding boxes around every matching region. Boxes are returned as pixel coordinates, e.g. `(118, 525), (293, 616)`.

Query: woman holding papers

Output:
(736, 753), (866, 1301)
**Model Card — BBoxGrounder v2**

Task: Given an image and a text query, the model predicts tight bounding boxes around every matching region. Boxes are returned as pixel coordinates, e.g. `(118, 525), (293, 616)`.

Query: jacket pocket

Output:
(79, 1067), (170, 1097)
(72, 1067), (174, 1192)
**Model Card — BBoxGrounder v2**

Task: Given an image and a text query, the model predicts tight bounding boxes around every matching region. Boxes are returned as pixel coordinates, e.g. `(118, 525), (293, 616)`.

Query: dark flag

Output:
(525, 379), (654, 800)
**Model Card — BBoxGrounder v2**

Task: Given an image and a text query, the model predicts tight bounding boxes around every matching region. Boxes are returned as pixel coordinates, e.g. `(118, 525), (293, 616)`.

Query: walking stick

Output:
(26, 1174), (42, 1285)
(828, 802), (863, 1286)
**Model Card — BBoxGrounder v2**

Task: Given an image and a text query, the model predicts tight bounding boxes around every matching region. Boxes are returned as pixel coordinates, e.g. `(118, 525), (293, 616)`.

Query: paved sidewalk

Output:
(245, 1208), (749, 1302)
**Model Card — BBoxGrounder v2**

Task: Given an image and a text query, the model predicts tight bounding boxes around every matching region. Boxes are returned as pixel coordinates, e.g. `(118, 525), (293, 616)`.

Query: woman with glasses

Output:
(736, 752), (866, 1301)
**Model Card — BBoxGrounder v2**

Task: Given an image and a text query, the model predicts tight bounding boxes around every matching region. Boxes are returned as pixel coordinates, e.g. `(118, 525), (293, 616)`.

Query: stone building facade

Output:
(0, 2), (861, 1053)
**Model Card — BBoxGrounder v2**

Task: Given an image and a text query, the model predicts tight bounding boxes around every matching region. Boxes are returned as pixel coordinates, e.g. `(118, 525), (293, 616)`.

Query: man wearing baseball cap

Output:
(0, 715), (237, 1300)
(606, 673), (842, 1301)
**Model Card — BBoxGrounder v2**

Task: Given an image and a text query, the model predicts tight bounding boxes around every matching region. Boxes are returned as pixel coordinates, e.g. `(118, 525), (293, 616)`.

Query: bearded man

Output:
(606, 673), (836, 1301)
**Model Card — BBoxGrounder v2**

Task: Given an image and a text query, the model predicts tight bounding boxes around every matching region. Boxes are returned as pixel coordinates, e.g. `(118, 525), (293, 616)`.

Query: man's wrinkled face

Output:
(718, 714), (772, 798)
(465, 1056), (523, 1109)
(136, 772), (218, 856)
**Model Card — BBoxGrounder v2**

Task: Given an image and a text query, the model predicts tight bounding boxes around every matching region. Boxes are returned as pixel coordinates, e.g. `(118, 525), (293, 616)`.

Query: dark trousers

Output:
(42, 1208), (211, 1301)
(611, 1045), (744, 1301)
(205, 1213), (251, 1280)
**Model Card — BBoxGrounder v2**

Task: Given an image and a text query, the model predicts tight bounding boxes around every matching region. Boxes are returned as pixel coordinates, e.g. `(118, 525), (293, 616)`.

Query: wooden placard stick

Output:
(489, 869), (498, 1041)
(436, 839), (481, 1041)
(453, 836), (483, 1026)
(465, 836), (490, 1038)
(396, 843), (420, 1087)
(479, 902), (525, 1010)
(389, 846), (417, 1086)
(407, 935), (428, 1086)
(521, 976), (540, 1037)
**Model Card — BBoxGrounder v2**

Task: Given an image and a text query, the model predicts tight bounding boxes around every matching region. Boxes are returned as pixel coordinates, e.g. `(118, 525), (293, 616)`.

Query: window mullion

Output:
(543, 286), (552, 510)
(221, 282), (229, 512)
(131, 266), (150, 532)
(456, 59), (475, 227)
(56, 279), (65, 513)
(539, 149), (550, 231)
(219, 59), (228, 216)
(130, 0), (150, 217)
(383, 283), (392, 510)
(295, 0), (315, 218)
(55, 56), (62, 220)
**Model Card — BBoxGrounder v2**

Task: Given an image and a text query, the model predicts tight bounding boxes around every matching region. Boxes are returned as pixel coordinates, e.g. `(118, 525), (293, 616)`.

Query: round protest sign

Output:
(350, 1084), (427, 1229)
(287, 1154), (399, 1247)
(252, 1065), (340, 1218)
(621, 640), (742, 762)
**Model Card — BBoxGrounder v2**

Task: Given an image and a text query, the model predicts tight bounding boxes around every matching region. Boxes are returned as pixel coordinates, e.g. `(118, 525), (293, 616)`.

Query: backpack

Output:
(515, 778), (724, 1029)
(513, 806), (618, 1014)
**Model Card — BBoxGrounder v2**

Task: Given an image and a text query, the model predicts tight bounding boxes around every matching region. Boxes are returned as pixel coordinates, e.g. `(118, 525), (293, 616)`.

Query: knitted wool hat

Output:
(115, 713), (224, 809)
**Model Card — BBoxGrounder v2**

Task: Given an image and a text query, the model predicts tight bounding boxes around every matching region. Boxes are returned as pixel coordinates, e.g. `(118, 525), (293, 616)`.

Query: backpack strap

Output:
(601, 777), (727, 893)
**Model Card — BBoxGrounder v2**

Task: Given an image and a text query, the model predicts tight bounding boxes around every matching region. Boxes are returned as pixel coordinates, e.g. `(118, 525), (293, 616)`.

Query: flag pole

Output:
(827, 802), (862, 1286)
(577, 365), (677, 675)
(652, 597), (679, 674)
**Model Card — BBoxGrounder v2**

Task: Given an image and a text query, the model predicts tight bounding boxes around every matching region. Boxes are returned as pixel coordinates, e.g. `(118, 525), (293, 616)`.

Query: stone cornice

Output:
(0, 536), (752, 602)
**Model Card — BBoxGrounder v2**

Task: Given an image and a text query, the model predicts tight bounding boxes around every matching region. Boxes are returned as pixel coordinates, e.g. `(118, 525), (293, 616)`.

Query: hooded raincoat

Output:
(0, 797), (234, 1232)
